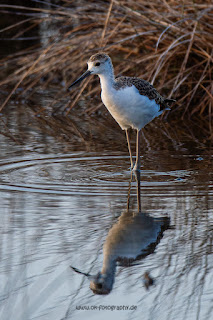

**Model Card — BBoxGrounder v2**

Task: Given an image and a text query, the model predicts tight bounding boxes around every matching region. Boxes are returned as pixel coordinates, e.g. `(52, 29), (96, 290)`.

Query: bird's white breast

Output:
(100, 79), (161, 130)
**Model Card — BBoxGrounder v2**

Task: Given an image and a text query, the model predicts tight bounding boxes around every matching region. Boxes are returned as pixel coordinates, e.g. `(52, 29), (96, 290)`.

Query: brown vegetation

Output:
(0, 1), (212, 138)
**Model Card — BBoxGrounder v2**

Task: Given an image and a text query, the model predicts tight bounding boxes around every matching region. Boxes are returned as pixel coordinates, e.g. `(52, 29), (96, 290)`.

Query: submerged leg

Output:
(125, 129), (133, 169)
(127, 170), (133, 211)
(133, 129), (141, 171)
(133, 170), (141, 212)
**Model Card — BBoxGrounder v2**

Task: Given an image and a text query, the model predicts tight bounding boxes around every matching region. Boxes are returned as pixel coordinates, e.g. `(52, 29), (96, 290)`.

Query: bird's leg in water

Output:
(133, 129), (141, 171)
(125, 129), (133, 169)
(133, 170), (141, 212)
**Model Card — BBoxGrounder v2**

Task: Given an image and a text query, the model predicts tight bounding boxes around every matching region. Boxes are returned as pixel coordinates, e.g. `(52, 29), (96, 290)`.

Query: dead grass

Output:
(0, 0), (212, 138)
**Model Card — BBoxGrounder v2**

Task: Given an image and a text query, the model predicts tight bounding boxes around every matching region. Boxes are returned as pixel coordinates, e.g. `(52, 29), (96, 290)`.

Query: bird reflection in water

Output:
(71, 171), (169, 294)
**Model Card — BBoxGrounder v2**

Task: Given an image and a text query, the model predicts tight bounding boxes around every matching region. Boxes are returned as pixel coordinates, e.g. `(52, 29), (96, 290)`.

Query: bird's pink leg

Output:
(133, 129), (141, 171)
(125, 129), (133, 169)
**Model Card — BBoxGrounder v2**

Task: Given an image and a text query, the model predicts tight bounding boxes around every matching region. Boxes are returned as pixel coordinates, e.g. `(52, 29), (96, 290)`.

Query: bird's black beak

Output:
(68, 70), (91, 89)
(70, 266), (93, 280)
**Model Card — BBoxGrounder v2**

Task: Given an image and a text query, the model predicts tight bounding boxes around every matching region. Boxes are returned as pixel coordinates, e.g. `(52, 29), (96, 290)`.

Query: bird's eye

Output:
(95, 62), (100, 67)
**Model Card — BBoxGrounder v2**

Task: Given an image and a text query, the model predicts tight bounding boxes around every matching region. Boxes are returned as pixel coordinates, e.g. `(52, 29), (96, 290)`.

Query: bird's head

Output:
(89, 271), (113, 295)
(87, 53), (112, 75)
(69, 52), (113, 89)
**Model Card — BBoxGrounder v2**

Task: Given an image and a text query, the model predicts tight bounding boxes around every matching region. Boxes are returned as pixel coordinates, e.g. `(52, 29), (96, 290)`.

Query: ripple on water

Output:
(0, 152), (201, 196)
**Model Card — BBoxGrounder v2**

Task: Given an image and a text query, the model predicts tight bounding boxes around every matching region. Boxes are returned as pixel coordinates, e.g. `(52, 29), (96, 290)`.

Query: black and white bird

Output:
(69, 53), (175, 171)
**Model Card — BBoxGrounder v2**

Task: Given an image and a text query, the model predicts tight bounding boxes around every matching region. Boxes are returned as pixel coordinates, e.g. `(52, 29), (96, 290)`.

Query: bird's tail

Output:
(164, 98), (176, 110)
(165, 98), (176, 104)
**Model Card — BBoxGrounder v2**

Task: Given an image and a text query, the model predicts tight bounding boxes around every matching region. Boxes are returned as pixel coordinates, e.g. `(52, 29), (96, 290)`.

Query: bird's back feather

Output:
(114, 76), (175, 111)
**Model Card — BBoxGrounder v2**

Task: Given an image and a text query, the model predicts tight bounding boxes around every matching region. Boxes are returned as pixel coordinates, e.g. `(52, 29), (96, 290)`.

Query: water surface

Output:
(0, 105), (212, 320)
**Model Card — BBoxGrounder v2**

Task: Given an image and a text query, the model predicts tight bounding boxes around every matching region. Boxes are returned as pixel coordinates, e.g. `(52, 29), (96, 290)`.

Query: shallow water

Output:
(0, 105), (212, 320)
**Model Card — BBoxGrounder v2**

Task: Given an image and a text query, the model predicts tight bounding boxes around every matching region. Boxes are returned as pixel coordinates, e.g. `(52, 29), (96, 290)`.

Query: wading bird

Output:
(69, 53), (175, 171)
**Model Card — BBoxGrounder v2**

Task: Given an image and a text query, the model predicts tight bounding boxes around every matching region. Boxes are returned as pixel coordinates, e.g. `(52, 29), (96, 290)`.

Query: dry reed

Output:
(0, 0), (212, 137)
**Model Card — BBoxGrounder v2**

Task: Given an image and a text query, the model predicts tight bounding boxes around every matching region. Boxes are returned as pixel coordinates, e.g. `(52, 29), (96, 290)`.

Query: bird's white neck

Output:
(101, 253), (117, 275)
(98, 70), (115, 91)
